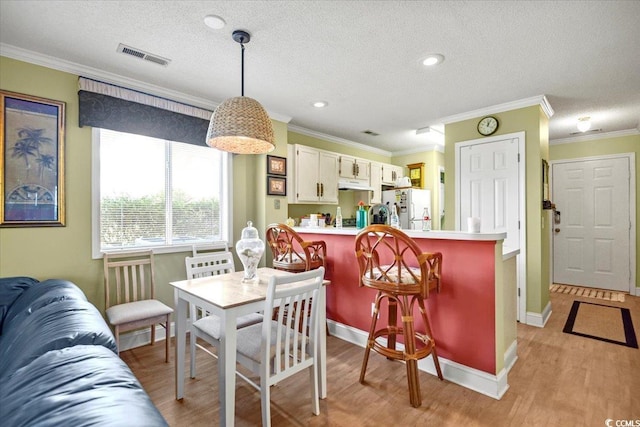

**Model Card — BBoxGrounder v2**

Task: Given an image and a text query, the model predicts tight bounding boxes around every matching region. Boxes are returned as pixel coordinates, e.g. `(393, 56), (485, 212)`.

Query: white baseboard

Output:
(327, 319), (511, 400)
(504, 340), (518, 373)
(632, 286), (640, 297)
(525, 301), (552, 328)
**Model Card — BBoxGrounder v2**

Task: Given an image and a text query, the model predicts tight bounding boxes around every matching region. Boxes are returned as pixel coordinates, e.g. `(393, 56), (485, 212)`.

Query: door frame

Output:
(550, 153), (636, 295)
(455, 131), (527, 322)
(438, 165), (445, 230)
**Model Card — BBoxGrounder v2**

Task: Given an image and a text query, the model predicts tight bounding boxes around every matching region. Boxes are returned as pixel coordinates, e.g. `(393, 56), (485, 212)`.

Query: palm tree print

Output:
(36, 154), (56, 179)
(10, 127), (54, 179)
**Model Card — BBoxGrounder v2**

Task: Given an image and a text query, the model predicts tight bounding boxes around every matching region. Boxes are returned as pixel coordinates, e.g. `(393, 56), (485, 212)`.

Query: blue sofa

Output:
(0, 277), (168, 426)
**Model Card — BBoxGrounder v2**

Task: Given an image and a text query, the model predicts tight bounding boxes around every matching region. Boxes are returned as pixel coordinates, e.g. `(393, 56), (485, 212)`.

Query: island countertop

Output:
(294, 226), (518, 260)
(293, 226), (507, 242)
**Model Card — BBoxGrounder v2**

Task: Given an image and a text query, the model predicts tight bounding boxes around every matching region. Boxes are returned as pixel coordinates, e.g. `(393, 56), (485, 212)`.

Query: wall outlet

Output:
(274, 199), (280, 209)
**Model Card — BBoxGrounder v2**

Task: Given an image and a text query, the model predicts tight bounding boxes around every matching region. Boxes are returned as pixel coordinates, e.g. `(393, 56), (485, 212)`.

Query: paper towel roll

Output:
(309, 214), (318, 227)
(467, 217), (481, 233)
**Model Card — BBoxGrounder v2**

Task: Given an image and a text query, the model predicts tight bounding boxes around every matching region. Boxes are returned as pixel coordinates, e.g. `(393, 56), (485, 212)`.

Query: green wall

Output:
(0, 56), (283, 313)
(550, 133), (640, 288)
(443, 105), (551, 315)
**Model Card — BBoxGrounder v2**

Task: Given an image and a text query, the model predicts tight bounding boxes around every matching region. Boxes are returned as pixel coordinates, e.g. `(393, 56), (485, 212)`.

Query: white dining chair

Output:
(185, 252), (262, 378)
(234, 267), (325, 426)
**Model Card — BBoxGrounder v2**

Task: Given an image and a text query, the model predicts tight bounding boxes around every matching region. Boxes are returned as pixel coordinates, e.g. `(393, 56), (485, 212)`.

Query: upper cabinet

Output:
(369, 162), (382, 204)
(288, 144), (339, 204)
(339, 155), (370, 182)
(381, 164), (404, 185)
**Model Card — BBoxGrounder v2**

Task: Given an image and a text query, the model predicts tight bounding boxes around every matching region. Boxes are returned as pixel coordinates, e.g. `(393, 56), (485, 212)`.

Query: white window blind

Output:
(95, 128), (228, 253)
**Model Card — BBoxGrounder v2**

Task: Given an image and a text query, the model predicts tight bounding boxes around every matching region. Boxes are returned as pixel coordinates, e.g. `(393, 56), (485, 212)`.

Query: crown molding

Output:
(0, 43), (292, 124)
(287, 124), (393, 157)
(393, 143), (444, 156)
(434, 95), (554, 126)
(550, 128), (640, 145)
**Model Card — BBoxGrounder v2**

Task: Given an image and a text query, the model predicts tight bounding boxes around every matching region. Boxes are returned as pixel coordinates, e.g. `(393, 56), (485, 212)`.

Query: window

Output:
(92, 128), (230, 257)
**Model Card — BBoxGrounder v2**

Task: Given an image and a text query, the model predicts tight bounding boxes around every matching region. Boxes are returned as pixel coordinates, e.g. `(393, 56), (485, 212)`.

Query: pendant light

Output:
(206, 30), (275, 154)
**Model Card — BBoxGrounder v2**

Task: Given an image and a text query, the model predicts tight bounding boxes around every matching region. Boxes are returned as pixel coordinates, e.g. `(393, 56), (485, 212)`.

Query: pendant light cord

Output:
(240, 42), (245, 96)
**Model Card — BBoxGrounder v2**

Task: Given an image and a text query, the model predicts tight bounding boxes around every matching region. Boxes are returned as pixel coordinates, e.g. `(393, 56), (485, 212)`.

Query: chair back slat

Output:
(103, 250), (155, 308)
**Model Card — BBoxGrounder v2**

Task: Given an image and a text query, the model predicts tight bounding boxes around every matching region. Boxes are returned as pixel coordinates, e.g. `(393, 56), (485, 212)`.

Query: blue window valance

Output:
(78, 77), (213, 146)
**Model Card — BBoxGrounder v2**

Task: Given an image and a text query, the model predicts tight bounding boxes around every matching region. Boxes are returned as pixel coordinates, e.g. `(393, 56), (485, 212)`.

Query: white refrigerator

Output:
(382, 188), (431, 230)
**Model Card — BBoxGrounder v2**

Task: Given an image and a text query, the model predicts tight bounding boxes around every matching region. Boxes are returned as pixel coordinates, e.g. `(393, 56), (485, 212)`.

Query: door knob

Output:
(554, 228), (560, 233)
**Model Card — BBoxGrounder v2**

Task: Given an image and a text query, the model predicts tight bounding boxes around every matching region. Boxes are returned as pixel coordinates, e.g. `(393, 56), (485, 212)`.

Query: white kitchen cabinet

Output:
(289, 144), (339, 204)
(369, 161), (382, 204)
(339, 155), (370, 182)
(381, 163), (404, 185)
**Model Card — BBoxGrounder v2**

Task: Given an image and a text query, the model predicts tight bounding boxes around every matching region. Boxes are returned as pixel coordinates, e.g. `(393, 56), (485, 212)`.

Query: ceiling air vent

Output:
(117, 43), (171, 67)
(362, 130), (380, 136)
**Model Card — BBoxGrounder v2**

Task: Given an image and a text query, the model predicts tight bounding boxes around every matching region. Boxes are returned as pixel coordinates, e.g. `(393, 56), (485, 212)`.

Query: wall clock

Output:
(477, 116), (499, 136)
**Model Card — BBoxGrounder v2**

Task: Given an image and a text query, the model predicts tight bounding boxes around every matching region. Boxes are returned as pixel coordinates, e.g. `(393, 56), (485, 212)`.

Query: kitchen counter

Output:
(294, 226), (506, 240)
(296, 226), (518, 399)
(294, 226), (518, 259)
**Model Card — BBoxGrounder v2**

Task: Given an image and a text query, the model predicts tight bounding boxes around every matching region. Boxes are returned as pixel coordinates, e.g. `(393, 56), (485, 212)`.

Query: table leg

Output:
(174, 290), (188, 400)
(218, 310), (238, 427)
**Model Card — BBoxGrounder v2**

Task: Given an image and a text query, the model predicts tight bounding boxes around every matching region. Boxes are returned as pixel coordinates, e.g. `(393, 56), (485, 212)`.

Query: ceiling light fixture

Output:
(416, 126), (443, 135)
(204, 15), (226, 30)
(577, 116), (591, 132)
(422, 54), (444, 66)
(206, 30), (275, 154)
(312, 101), (328, 108)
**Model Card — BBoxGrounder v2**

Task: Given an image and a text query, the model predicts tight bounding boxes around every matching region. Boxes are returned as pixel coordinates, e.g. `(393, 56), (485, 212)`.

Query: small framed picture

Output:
(267, 176), (286, 196)
(267, 155), (286, 176)
(1, 90), (66, 227)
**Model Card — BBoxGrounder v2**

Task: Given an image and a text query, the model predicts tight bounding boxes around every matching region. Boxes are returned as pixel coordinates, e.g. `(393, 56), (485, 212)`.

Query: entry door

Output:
(459, 138), (520, 250)
(552, 157), (630, 291)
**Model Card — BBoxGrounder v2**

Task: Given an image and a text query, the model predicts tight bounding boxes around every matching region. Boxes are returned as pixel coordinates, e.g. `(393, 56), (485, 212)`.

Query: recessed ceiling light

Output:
(422, 54), (444, 66)
(312, 101), (328, 108)
(204, 15), (226, 30)
(577, 116), (591, 132)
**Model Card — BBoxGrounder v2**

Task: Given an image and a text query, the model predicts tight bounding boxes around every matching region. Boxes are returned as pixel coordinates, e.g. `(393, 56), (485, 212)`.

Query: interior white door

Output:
(459, 138), (520, 250)
(552, 157), (630, 291)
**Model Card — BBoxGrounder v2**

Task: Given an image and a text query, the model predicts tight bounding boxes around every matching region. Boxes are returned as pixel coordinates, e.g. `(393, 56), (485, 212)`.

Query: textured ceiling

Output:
(1, 1), (639, 154)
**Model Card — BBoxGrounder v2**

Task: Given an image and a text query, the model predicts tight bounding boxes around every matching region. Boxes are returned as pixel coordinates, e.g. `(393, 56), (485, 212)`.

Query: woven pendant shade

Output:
(206, 96), (275, 154)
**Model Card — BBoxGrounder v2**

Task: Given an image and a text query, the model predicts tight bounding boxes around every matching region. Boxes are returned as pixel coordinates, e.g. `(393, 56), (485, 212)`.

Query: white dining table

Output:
(170, 267), (329, 427)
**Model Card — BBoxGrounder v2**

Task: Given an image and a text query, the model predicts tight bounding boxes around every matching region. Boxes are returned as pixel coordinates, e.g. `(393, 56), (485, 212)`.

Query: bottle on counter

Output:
(422, 207), (432, 231)
(335, 207), (343, 228)
(390, 204), (400, 229)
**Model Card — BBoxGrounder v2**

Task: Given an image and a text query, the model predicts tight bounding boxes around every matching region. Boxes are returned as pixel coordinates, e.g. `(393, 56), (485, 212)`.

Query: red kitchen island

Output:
(294, 227), (519, 399)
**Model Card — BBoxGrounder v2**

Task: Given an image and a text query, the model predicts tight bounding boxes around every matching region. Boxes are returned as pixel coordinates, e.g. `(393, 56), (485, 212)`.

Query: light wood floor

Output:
(121, 291), (640, 426)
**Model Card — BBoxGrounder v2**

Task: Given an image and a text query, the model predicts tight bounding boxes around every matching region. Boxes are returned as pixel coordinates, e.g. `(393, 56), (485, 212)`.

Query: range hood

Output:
(338, 179), (374, 191)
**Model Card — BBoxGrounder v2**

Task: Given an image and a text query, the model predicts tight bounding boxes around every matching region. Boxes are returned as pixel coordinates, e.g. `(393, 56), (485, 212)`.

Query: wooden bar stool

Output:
(265, 223), (326, 273)
(354, 225), (443, 407)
